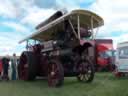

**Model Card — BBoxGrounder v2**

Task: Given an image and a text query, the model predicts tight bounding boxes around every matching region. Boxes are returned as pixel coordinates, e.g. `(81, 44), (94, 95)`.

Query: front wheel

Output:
(77, 59), (95, 83)
(47, 59), (64, 87)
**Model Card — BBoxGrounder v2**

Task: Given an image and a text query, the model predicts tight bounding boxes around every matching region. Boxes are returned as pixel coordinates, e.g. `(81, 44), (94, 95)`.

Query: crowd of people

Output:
(0, 53), (18, 81)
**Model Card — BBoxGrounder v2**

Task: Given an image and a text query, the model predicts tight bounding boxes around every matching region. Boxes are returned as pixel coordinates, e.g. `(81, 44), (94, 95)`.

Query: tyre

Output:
(77, 58), (95, 83)
(18, 51), (36, 81)
(47, 59), (64, 87)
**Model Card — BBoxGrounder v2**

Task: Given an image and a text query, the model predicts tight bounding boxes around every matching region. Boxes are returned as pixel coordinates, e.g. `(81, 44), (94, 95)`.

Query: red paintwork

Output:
(97, 44), (109, 52)
(95, 39), (113, 71)
(80, 39), (114, 71)
(97, 44), (110, 67)
(97, 57), (108, 66)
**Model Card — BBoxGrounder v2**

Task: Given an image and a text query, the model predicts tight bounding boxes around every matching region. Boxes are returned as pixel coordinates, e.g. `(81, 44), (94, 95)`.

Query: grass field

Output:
(0, 72), (128, 96)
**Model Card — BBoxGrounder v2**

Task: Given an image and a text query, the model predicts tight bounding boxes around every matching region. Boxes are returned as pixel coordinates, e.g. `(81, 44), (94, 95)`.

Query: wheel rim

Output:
(48, 63), (60, 87)
(19, 53), (29, 80)
(77, 61), (92, 82)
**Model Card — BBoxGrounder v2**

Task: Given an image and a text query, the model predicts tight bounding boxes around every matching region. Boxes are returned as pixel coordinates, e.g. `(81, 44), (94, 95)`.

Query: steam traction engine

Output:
(18, 10), (104, 87)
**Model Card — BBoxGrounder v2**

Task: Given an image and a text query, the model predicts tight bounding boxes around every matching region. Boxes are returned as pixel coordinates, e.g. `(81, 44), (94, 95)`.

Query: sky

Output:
(0, 0), (128, 56)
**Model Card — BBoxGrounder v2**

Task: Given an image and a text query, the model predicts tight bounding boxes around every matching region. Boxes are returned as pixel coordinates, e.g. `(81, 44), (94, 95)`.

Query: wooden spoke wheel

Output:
(77, 59), (95, 83)
(18, 51), (36, 81)
(48, 60), (64, 87)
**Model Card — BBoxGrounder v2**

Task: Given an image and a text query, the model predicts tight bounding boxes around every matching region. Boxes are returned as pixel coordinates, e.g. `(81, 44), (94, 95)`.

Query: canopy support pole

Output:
(34, 40), (37, 44)
(77, 15), (80, 39)
(94, 25), (99, 39)
(68, 19), (78, 39)
(91, 16), (94, 39)
(26, 40), (29, 50)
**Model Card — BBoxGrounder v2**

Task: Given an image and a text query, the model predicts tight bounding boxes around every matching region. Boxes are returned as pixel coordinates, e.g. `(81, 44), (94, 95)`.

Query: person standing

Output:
(2, 55), (10, 80)
(0, 58), (3, 80)
(11, 53), (17, 80)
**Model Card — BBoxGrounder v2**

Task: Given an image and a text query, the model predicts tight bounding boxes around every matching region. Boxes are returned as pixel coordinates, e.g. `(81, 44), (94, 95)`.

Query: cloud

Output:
(34, 0), (81, 10)
(0, 0), (35, 19)
(0, 35), (26, 56)
(0, 45), (25, 56)
(0, 0), (21, 18)
(86, 0), (128, 48)
(21, 8), (56, 27)
(0, 22), (29, 56)
(88, 0), (128, 31)
(0, 0), (94, 25)
(21, 0), (96, 26)
(1, 22), (30, 33)
(0, 0), (93, 56)
(0, 0), (13, 17)
(20, 0), (80, 27)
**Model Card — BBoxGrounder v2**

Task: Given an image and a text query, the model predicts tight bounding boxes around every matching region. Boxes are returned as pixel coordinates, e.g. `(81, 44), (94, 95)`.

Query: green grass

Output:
(1, 72), (128, 96)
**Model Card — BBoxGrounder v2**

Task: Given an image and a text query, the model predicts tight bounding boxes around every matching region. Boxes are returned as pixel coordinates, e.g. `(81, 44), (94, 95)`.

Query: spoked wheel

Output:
(48, 60), (64, 87)
(77, 59), (95, 83)
(18, 51), (36, 81)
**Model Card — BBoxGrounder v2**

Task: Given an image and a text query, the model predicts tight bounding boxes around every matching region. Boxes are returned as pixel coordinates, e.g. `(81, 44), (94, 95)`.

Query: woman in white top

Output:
(11, 53), (17, 80)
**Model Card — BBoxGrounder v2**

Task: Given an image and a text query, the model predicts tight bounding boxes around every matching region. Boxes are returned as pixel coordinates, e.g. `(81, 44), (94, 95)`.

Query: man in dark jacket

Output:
(2, 56), (10, 80)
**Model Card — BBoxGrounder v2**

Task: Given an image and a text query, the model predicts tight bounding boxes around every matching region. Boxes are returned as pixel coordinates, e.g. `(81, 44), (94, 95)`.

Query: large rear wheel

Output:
(47, 59), (64, 87)
(18, 51), (36, 81)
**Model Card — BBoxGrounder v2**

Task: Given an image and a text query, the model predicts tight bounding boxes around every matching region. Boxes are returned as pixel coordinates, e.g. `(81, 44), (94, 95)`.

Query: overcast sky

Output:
(0, 0), (128, 56)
